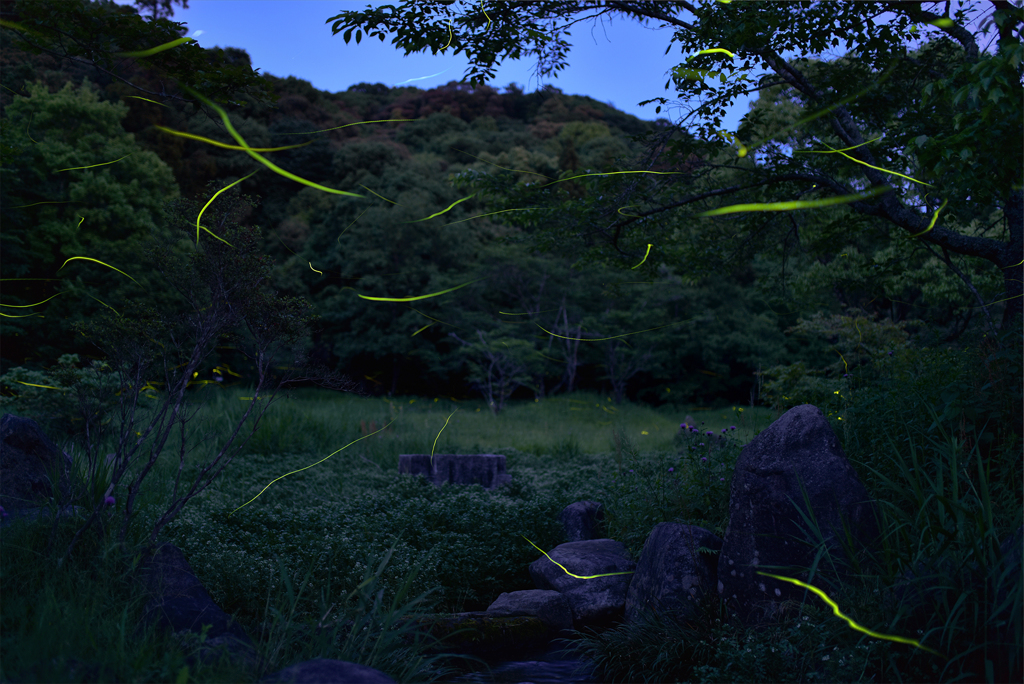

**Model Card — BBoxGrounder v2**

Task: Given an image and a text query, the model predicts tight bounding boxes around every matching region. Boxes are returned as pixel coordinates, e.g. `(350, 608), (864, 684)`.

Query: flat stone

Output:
(398, 454), (512, 490)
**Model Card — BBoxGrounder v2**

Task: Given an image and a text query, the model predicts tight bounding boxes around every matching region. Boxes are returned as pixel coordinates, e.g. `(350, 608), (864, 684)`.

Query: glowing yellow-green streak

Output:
(499, 308), (561, 315)
(441, 19), (453, 50)
(535, 320), (685, 342)
(57, 256), (139, 285)
(116, 36), (195, 58)
(56, 152), (133, 172)
(715, 130), (748, 157)
(819, 143), (931, 186)
(0, 292), (63, 309)
(481, 1), (492, 30)
(746, 64), (899, 158)
(836, 350), (849, 374)
(282, 119), (416, 136)
(405, 194), (476, 223)
(928, 18), (955, 28)
(0, 19), (49, 39)
(338, 208), (369, 245)
(522, 536), (635, 579)
(689, 48), (735, 59)
(124, 95), (170, 107)
(180, 85), (365, 199)
(228, 422), (396, 516)
(908, 198), (948, 238)
(430, 410), (458, 464)
(10, 380), (66, 392)
(444, 208), (537, 226)
(697, 187), (888, 217)
(196, 224), (235, 247)
(407, 306), (460, 330)
(0, 310), (43, 319)
(451, 146), (555, 180)
(82, 292), (122, 317)
(412, 323), (433, 336)
(540, 170), (682, 189)
(75, 216), (85, 230)
(154, 126), (312, 152)
(631, 244), (652, 270)
(757, 572), (945, 658)
(617, 205), (643, 217)
(196, 171), (257, 244)
(359, 184), (400, 205)
(796, 135), (882, 155)
(309, 263), (323, 276)
(13, 201), (68, 208)
(357, 278), (484, 302)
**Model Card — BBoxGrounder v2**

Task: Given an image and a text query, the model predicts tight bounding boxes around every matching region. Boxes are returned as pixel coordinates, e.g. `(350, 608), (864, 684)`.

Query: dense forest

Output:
(0, 0), (1016, 415)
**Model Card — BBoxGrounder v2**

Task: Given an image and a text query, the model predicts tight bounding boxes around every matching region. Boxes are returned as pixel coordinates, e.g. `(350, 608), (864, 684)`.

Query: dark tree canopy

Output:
(329, 1), (1024, 327)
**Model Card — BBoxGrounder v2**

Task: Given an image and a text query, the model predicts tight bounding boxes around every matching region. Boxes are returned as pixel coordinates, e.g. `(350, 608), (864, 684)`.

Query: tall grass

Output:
(1, 385), (758, 682)
(4, 323), (1017, 684)
(562, 323), (1022, 684)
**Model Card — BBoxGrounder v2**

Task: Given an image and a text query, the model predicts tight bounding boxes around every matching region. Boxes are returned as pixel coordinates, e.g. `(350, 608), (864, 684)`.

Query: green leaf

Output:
(356, 29), (362, 44)
(344, 28), (353, 43)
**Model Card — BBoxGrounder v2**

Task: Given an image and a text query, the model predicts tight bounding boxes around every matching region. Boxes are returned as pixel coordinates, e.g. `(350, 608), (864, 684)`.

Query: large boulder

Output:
(528, 539), (637, 630)
(128, 541), (264, 672)
(486, 589), (574, 633)
(560, 500), (605, 542)
(718, 404), (879, 623)
(625, 523), (722, 625)
(0, 413), (80, 512)
(398, 454), (512, 490)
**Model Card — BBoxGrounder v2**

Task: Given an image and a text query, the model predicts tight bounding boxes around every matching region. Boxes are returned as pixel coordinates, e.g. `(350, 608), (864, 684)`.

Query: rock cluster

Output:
(0, 405), (898, 682)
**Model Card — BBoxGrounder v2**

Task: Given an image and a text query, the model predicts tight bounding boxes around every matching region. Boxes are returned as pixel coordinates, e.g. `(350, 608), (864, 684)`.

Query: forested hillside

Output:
(0, 0), (1013, 413)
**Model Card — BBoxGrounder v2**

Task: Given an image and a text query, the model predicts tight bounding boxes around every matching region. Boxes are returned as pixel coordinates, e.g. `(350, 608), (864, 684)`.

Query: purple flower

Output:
(680, 423), (685, 429)
(629, 469), (634, 473)
(668, 467), (674, 473)
(699, 443), (704, 447)
(104, 496), (115, 507)
(706, 431), (713, 436)
(719, 477), (725, 481)
(888, 351), (894, 356)
(730, 426), (736, 430)
(701, 457), (707, 463)
(722, 429), (727, 433)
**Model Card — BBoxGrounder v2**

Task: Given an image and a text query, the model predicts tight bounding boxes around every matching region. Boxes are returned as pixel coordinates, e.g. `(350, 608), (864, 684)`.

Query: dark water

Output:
(447, 642), (600, 684)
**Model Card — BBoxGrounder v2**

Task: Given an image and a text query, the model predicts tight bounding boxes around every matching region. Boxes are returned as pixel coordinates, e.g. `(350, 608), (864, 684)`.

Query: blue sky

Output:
(113, 2), (1004, 138)
(117, 0), (758, 130)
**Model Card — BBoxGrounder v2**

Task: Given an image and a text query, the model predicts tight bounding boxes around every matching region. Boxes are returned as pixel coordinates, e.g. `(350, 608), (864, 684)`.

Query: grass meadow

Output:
(1, 342), (1020, 684)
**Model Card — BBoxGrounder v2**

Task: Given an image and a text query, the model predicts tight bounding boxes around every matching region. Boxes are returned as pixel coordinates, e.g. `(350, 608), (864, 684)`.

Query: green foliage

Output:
(4, 0), (277, 110)
(448, 330), (545, 414)
(0, 352), (160, 455)
(0, 78), (180, 370)
(760, 309), (918, 417)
